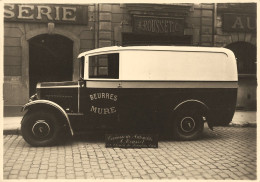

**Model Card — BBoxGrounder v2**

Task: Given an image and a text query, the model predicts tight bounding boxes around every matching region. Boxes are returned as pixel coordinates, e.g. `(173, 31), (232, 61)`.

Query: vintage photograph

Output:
(2, 1), (257, 180)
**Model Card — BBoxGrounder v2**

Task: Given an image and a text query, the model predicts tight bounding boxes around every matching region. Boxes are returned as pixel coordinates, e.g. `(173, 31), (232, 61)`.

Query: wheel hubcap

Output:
(180, 117), (196, 132)
(32, 120), (50, 138)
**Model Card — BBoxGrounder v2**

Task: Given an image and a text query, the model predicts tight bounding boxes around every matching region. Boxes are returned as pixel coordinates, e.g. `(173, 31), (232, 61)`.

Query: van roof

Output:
(78, 45), (233, 58)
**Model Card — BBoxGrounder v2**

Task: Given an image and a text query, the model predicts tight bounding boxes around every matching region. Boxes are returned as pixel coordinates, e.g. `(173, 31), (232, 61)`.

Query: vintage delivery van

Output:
(21, 46), (238, 146)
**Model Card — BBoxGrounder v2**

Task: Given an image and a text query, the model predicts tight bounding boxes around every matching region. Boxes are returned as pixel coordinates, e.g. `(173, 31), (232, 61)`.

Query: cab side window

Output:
(89, 53), (119, 79)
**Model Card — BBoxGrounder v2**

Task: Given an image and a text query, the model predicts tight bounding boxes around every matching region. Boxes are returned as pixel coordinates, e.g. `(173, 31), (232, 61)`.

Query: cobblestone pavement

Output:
(3, 126), (256, 180)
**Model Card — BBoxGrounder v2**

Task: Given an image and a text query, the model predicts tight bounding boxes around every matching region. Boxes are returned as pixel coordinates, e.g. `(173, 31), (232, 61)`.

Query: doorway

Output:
(29, 34), (73, 96)
(226, 42), (256, 110)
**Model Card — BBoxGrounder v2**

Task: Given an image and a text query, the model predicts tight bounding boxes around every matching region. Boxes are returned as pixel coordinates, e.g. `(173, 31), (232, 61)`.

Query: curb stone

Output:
(3, 128), (21, 135)
(229, 123), (257, 127)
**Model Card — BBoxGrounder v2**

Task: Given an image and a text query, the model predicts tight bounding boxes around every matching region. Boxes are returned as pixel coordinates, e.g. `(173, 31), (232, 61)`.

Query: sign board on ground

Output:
(105, 134), (158, 148)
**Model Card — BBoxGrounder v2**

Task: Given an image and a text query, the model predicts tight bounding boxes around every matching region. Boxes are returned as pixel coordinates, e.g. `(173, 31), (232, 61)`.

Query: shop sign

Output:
(133, 15), (184, 35)
(223, 13), (256, 32)
(105, 134), (158, 148)
(4, 4), (88, 25)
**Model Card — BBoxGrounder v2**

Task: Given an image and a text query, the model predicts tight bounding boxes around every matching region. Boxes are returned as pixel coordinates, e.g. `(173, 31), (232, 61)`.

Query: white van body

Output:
(79, 46), (237, 82)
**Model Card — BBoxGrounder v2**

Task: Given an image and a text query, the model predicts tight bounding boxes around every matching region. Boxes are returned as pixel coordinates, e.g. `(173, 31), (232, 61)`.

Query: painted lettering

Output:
(138, 18), (183, 33)
(232, 17), (244, 29)
(4, 4), (15, 18)
(110, 94), (114, 100)
(175, 22), (181, 32)
(54, 6), (60, 20)
(36, 6), (53, 20)
(223, 14), (256, 32)
(103, 108), (110, 114)
(90, 106), (117, 114)
(106, 93), (110, 99)
(169, 21), (174, 32)
(133, 134), (152, 141)
(89, 93), (118, 101)
(18, 5), (34, 19)
(152, 20), (155, 32)
(156, 20), (160, 32)
(110, 107), (116, 113)
(247, 17), (256, 29)
(102, 93), (106, 99)
(114, 95), (117, 101)
(164, 20), (168, 33)
(143, 21), (148, 31)
(4, 4), (85, 24)
(97, 108), (102, 114)
(90, 106), (97, 113)
(62, 7), (76, 21)
(97, 93), (101, 99)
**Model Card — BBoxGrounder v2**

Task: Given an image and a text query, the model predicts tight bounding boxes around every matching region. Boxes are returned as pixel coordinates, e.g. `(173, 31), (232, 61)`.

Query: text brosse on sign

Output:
(4, 4), (88, 25)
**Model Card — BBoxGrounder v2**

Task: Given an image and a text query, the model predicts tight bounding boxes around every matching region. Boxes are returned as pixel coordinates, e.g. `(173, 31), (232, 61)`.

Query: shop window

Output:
(122, 33), (192, 46)
(89, 53), (119, 79)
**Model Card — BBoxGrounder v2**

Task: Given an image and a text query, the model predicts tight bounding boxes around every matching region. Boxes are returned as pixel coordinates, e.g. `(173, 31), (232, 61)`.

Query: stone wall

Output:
(4, 5), (95, 106)
(190, 4), (214, 46)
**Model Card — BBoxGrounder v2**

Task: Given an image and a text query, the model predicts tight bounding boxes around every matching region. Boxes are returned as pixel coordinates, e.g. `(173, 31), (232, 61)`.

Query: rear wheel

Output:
(173, 110), (204, 140)
(21, 110), (64, 147)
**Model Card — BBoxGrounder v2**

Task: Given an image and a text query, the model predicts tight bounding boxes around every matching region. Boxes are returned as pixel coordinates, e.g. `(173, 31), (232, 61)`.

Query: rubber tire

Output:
(21, 110), (64, 147)
(173, 110), (204, 141)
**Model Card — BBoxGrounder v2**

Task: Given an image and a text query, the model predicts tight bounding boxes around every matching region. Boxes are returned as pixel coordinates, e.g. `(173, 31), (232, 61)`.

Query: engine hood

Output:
(37, 81), (80, 89)
(34, 81), (80, 112)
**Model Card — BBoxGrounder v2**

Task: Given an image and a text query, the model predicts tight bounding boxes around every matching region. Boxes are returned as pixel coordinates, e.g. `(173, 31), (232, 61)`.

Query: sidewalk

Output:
(2, 111), (256, 135)
(230, 111), (257, 126)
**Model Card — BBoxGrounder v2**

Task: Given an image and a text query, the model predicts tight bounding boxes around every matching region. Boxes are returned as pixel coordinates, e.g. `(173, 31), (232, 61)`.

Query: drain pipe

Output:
(94, 4), (99, 48)
(212, 3), (216, 47)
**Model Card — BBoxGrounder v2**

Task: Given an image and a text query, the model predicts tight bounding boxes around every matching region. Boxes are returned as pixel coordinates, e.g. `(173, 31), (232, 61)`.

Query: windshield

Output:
(80, 56), (85, 80)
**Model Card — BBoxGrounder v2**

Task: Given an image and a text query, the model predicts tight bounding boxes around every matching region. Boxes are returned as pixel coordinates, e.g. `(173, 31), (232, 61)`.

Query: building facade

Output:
(3, 3), (256, 115)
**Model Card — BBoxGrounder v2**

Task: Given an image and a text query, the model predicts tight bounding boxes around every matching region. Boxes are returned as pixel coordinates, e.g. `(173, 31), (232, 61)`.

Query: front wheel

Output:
(173, 110), (204, 140)
(21, 110), (64, 147)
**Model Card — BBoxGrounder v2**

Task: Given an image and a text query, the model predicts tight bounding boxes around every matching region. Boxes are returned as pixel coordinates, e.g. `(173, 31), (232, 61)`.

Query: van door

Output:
(79, 53), (120, 131)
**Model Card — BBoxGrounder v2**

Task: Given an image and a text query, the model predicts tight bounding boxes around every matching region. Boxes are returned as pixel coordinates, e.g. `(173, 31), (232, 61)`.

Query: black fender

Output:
(22, 100), (74, 136)
(173, 99), (213, 130)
